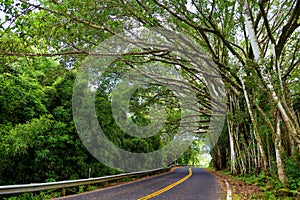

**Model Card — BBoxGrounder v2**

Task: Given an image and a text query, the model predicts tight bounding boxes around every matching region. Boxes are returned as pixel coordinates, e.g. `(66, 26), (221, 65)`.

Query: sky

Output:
(0, 0), (39, 29)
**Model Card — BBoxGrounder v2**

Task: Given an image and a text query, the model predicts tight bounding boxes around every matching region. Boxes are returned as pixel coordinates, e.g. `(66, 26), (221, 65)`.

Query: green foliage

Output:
(3, 190), (62, 200)
(0, 56), (121, 186)
(236, 169), (300, 199)
(284, 154), (300, 190)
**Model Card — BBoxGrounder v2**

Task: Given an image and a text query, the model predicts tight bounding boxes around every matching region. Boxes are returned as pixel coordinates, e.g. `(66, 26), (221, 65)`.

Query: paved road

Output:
(56, 167), (226, 200)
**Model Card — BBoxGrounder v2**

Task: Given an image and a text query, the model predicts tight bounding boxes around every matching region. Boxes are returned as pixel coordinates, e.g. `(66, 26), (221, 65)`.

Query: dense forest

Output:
(0, 0), (299, 198)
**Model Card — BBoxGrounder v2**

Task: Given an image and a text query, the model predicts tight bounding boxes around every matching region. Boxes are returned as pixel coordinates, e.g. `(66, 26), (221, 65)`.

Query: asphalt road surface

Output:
(56, 167), (226, 200)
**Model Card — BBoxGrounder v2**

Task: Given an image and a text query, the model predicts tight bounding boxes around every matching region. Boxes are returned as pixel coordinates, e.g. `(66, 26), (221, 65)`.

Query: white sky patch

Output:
(0, 4), (6, 24)
(186, 0), (197, 14)
(0, 11), (10, 29)
(0, 10), (4, 20)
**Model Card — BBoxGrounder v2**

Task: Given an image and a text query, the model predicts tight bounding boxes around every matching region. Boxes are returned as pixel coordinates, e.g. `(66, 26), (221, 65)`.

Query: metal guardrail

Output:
(0, 166), (173, 196)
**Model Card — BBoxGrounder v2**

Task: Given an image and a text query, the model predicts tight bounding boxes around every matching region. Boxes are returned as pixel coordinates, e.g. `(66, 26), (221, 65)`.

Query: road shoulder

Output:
(206, 169), (261, 200)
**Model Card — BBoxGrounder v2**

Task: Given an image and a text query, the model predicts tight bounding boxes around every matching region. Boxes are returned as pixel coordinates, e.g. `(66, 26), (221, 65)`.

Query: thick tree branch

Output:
(258, 0), (276, 44)
(283, 60), (300, 81)
(275, 0), (300, 58)
(0, 49), (167, 57)
(0, 51), (88, 57)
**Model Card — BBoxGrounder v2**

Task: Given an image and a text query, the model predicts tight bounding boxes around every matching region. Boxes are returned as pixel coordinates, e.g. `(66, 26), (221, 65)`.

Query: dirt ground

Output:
(206, 169), (261, 200)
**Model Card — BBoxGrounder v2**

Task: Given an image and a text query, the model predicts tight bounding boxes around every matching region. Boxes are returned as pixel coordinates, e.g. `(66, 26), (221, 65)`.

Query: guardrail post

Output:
(87, 184), (90, 192)
(62, 187), (66, 196)
(104, 181), (108, 187)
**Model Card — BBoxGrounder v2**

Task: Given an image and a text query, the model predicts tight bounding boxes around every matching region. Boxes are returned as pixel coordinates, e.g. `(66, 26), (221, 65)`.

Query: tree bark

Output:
(275, 112), (287, 184)
(228, 118), (237, 175)
(228, 94), (237, 174)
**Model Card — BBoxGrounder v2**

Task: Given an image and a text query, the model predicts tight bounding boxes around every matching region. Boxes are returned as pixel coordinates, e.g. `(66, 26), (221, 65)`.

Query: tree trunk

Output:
(235, 126), (247, 174)
(243, 0), (300, 156)
(275, 112), (287, 184)
(239, 74), (267, 170)
(228, 94), (237, 174)
(228, 119), (237, 175)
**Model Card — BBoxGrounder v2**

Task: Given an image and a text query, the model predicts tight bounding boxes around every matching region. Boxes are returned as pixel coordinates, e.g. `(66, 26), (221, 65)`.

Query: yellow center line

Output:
(137, 168), (193, 200)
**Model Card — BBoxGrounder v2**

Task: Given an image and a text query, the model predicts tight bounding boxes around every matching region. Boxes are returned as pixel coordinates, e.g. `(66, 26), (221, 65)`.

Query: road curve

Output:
(55, 167), (226, 200)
